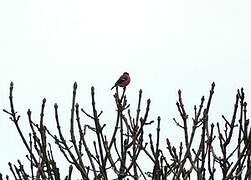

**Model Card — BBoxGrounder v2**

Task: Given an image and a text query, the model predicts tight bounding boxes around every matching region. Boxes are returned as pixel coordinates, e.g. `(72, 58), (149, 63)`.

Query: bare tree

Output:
(2, 82), (251, 179)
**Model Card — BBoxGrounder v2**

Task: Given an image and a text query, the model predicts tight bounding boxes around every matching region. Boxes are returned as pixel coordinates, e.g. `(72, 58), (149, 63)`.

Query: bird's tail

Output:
(111, 85), (116, 90)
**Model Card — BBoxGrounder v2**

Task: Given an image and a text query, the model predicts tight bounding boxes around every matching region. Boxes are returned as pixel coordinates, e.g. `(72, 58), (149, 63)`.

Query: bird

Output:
(111, 72), (131, 90)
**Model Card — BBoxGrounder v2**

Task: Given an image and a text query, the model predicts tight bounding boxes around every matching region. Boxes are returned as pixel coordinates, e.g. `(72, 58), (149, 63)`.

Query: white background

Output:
(0, 0), (251, 178)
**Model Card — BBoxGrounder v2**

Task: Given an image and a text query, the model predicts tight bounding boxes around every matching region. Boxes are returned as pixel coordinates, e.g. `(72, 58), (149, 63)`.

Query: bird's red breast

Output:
(122, 78), (130, 86)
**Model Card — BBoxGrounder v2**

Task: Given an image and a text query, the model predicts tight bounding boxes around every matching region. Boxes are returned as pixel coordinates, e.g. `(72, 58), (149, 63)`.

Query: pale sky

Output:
(0, 0), (251, 178)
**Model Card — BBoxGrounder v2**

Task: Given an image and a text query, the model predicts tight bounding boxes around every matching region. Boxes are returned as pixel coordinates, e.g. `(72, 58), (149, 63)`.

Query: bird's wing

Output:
(119, 78), (126, 83)
(115, 76), (126, 85)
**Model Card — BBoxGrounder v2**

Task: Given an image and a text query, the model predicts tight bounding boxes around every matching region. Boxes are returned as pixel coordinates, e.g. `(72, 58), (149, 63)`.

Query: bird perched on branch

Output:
(111, 72), (131, 90)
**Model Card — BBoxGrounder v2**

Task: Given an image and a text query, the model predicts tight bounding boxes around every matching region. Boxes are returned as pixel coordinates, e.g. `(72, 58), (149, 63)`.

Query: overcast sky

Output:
(0, 0), (251, 178)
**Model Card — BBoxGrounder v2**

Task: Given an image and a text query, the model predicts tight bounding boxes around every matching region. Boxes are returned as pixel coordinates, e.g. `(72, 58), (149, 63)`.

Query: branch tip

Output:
(27, 109), (31, 115)
(54, 103), (58, 108)
(10, 81), (14, 88)
(73, 82), (78, 89)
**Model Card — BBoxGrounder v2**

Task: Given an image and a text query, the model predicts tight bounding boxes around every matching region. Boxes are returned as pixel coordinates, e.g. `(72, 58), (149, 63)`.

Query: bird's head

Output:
(123, 72), (129, 76)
